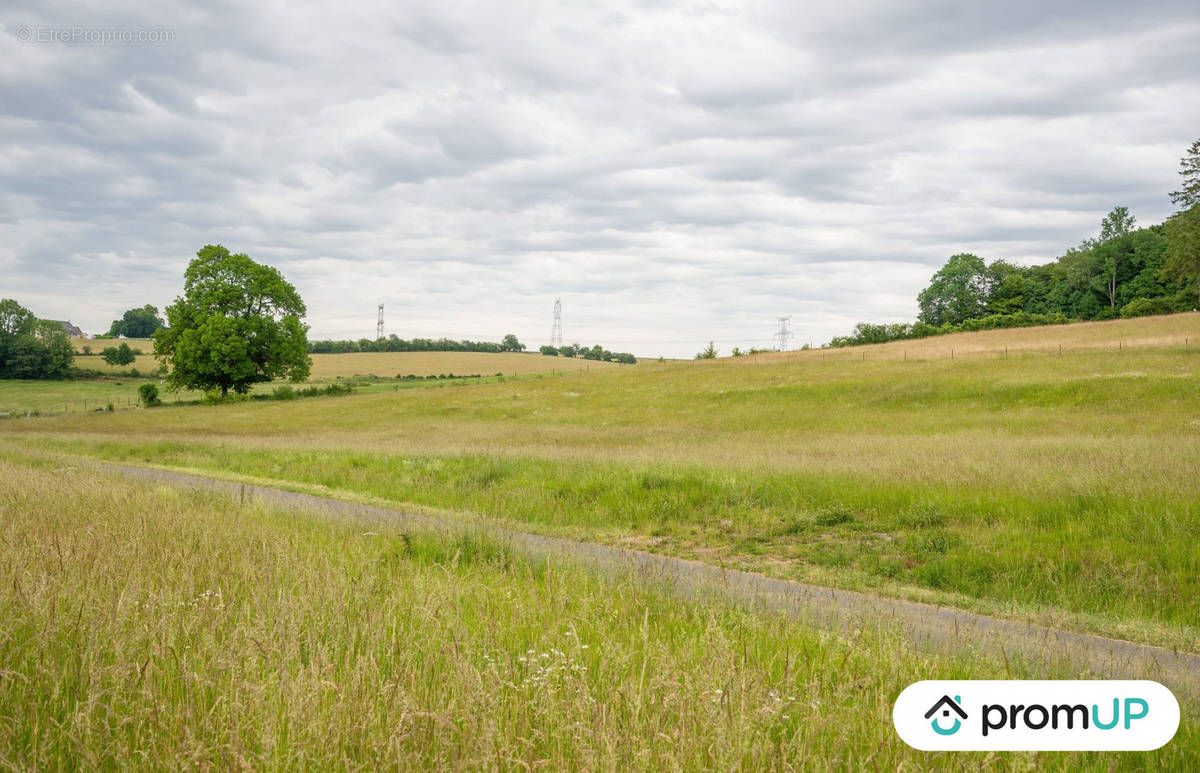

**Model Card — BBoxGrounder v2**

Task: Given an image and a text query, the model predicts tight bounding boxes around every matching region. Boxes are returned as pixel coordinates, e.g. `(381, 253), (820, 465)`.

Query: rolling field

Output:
(767, 312), (1200, 363)
(2, 454), (1193, 769)
(0, 350), (616, 416)
(6, 315), (1200, 654)
(305, 351), (622, 379)
(63, 347), (618, 378)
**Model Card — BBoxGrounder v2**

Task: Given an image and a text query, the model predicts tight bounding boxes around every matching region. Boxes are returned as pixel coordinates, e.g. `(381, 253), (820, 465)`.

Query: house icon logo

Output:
(925, 694), (968, 735)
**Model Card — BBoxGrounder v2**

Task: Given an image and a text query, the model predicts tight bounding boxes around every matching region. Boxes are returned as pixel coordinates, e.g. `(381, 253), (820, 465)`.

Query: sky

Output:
(2, 1), (1199, 357)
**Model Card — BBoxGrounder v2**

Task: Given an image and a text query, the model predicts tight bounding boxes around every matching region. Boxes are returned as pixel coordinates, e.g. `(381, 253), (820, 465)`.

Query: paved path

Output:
(102, 462), (1200, 701)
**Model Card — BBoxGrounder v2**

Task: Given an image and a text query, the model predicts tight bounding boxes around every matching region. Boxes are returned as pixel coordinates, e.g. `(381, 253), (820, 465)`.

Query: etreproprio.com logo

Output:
(894, 681), (1180, 751)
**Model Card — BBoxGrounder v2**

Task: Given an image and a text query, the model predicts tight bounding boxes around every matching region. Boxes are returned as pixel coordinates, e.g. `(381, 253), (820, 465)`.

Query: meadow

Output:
(6, 315), (1200, 654)
(305, 351), (621, 379)
(1, 453), (1193, 769)
(0, 349), (612, 417)
(68, 341), (621, 379)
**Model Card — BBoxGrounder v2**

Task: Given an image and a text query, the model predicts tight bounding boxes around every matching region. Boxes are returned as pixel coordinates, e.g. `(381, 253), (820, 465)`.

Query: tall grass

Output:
(6, 342), (1199, 649)
(1, 457), (1193, 769)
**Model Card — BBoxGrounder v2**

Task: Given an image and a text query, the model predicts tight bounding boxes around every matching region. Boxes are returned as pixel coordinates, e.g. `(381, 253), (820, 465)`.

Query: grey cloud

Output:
(2, 0), (1199, 355)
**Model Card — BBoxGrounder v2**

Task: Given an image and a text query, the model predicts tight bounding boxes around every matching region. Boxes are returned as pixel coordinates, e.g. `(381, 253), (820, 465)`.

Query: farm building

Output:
(47, 320), (84, 337)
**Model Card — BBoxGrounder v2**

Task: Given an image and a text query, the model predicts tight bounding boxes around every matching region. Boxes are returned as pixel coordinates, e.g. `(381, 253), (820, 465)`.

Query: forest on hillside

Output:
(830, 141), (1200, 347)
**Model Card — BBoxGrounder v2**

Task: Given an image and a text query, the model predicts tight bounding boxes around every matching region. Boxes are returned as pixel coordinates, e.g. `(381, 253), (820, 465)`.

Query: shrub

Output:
(101, 343), (136, 366)
(272, 385), (298, 400)
(1120, 297), (1178, 319)
(138, 383), (160, 406)
(814, 504), (855, 526)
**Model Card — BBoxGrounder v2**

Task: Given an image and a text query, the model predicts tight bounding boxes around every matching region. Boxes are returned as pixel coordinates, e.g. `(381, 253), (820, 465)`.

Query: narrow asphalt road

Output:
(101, 461), (1200, 702)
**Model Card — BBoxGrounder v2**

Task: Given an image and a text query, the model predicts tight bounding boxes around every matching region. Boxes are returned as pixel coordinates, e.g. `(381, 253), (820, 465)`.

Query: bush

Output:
(1120, 297), (1178, 318)
(101, 343), (136, 366)
(272, 385), (298, 400)
(138, 383), (160, 406)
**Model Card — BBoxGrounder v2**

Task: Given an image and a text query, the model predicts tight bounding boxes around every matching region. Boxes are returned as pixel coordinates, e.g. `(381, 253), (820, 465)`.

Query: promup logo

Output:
(924, 695), (967, 735)
(894, 681), (1179, 751)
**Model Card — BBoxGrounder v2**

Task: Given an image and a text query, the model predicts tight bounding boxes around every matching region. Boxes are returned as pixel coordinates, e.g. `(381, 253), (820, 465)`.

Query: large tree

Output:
(1093, 206), (1137, 309)
(1163, 139), (1200, 308)
(154, 245), (311, 396)
(917, 253), (993, 326)
(108, 304), (165, 338)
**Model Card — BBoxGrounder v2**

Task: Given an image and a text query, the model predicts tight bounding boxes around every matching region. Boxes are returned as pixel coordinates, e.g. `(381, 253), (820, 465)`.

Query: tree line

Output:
(539, 343), (637, 364)
(829, 140), (1200, 348)
(309, 333), (526, 354)
(0, 299), (75, 379)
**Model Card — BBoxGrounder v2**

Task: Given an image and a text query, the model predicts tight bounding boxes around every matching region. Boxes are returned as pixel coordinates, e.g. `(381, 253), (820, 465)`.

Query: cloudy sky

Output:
(3, 1), (1198, 356)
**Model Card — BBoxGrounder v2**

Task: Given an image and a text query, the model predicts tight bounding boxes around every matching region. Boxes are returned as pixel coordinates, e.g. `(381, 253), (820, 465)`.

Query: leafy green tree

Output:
(500, 334), (525, 352)
(1163, 205), (1200, 308)
(154, 245), (311, 396)
(108, 305), (165, 338)
(101, 342), (136, 366)
(1092, 206), (1137, 309)
(1170, 139), (1200, 209)
(984, 260), (1030, 314)
(695, 341), (718, 359)
(539, 345), (559, 356)
(917, 254), (992, 326)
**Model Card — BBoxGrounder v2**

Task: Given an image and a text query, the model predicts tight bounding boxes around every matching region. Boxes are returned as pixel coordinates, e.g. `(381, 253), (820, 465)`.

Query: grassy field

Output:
(6, 316), (1200, 654)
(305, 351), (622, 379)
(0, 349), (613, 415)
(0, 378), (159, 415)
(69, 338), (623, 378)
(767, 312), (1200, 363)
(1, 454), (1192, 769)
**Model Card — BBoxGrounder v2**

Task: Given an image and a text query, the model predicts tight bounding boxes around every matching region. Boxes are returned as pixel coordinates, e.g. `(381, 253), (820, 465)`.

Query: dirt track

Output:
(103, 461), (1200, 702)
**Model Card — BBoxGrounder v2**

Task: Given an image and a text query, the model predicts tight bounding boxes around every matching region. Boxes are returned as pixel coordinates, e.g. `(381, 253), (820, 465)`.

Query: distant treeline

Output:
(308, 334), (525, 354)
(539, 343), (637, 364)
(830, 213), (1196, 348)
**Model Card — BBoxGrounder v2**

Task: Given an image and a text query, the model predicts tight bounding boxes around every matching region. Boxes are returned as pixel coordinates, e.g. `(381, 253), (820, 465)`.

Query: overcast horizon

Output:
(3, 1), (1199, 357)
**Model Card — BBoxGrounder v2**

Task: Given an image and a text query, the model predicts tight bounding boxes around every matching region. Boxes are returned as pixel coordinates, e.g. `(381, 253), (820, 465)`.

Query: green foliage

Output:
(814, 504), (855, 526)
(1120, 296), (1179, 318)
(917, 253), (992, 326)
(539, 345), (559, 356)
(101, 342), (136, 366)
(1163, 205), (1200, 307)
(499, 333), (525, 352)
(0, 299), (75, 379)
(137, 383), (160, 406)
(107, 305), (164, 338)
(155, 245), (311, 396)
(834, 218), (1188, 346)
(695, 341), (717, 359)
(1170, 138), (1200, 209)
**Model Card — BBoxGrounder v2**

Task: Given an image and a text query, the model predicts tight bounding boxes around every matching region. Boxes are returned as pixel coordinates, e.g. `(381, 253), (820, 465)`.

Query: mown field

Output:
(1, 454), (1193, 769)
(7, 315), (1200, 655)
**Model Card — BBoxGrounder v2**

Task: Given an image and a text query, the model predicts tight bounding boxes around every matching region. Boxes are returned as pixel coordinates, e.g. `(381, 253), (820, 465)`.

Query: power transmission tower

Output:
(550, 298), (563, 347)
(774, 315), (793, 351)
(376, 303), (384, 340)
